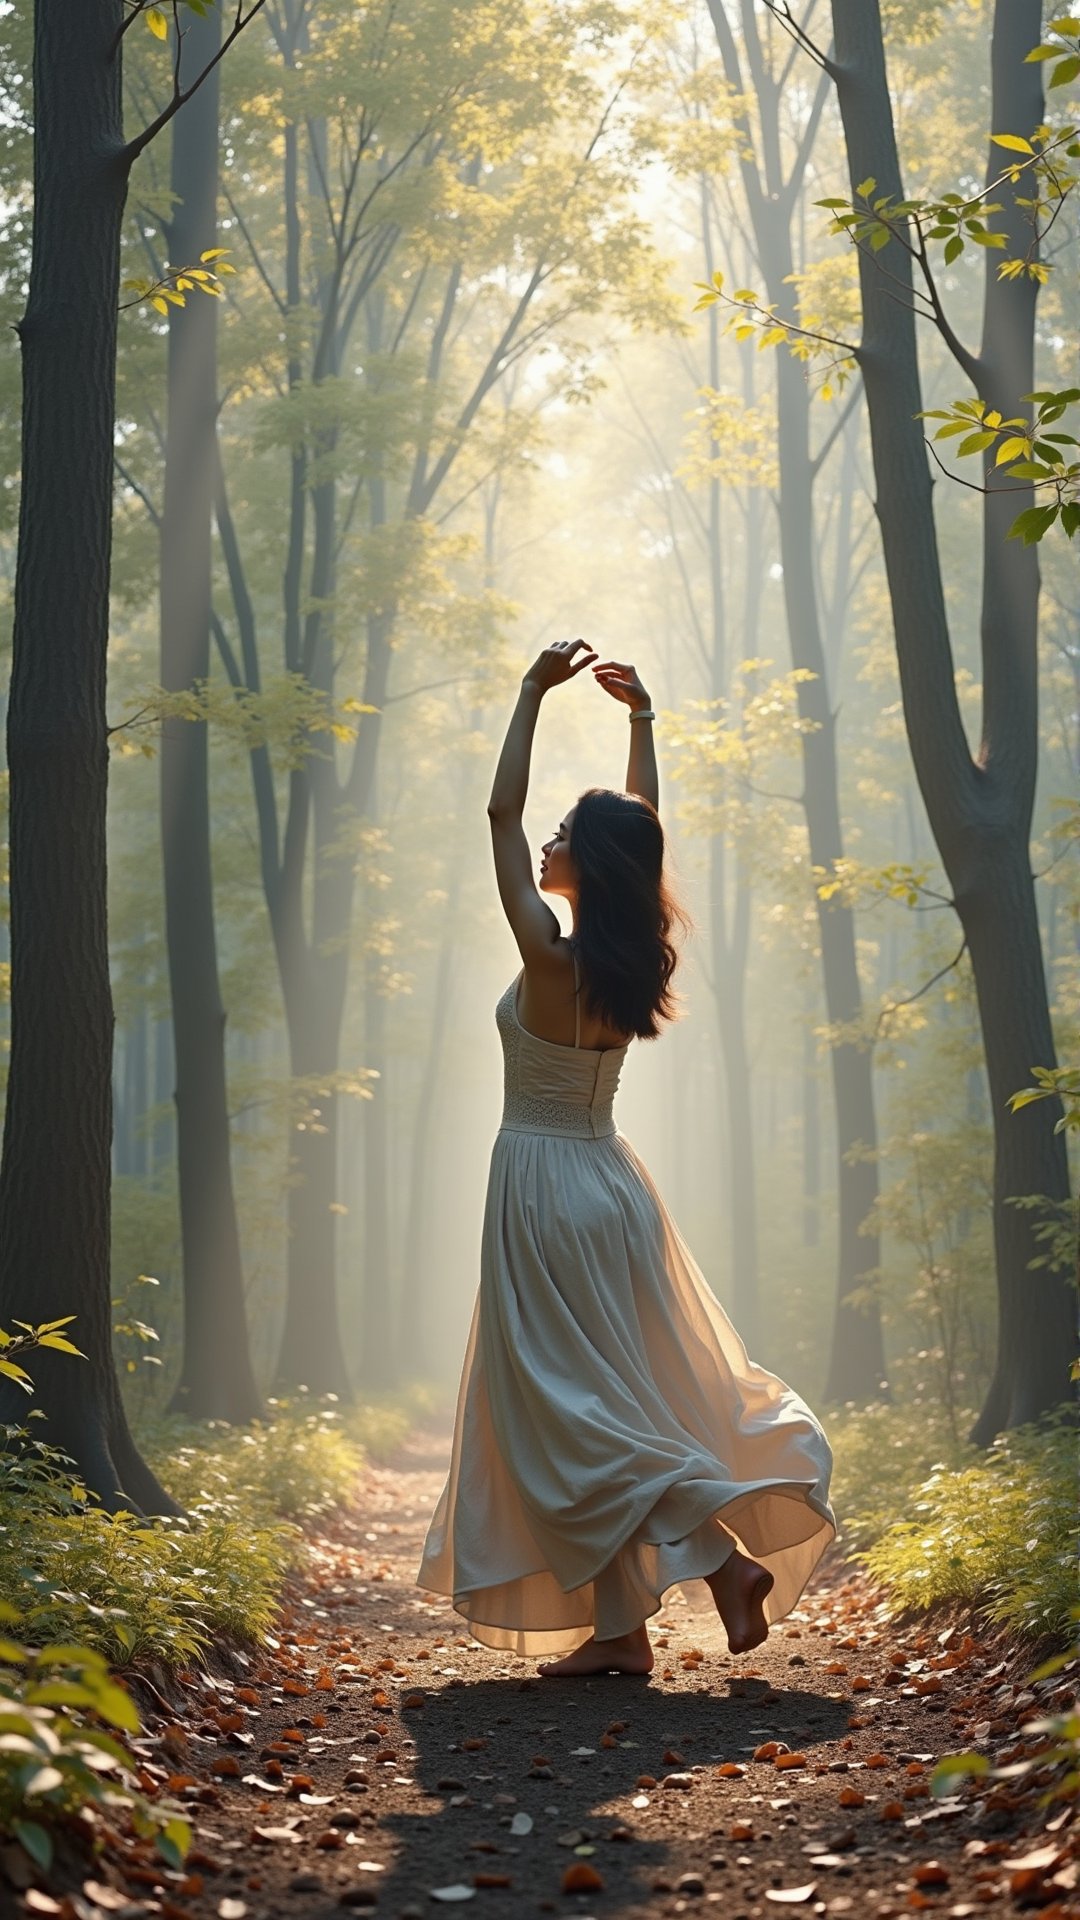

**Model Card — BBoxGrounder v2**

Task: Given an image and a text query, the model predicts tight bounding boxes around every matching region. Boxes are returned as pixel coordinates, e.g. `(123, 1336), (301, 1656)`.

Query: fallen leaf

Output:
(473, 1874), (512, 1889)
(561, 1864), (604, 1892)
(217, 1903), (247, 1919)
(914, 1863), (949, 1887)
(716, 1762), (745, 1779)
(776, 1753), (808, 1771)
(251, 1827), (303, 1844)
(838, 1788), (865, 1808)
(765, 1886), (817, 1905)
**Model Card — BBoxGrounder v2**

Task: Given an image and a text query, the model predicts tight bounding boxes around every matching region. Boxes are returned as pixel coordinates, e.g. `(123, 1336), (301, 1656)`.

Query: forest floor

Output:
(26, 1427), (1077, 1920)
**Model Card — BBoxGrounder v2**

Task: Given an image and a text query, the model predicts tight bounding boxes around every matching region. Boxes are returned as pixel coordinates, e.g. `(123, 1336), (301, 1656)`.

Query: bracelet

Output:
(628, 708), (655, 723)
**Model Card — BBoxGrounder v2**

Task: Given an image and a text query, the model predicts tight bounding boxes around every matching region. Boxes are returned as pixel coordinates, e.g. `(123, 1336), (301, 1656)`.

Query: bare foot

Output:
(537, 1626), (654, 1678)
(706, 1548), (774, 1654)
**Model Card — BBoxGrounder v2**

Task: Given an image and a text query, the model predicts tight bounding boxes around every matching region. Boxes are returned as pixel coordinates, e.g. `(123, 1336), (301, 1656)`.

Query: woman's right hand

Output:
(522, 638), (598, 694)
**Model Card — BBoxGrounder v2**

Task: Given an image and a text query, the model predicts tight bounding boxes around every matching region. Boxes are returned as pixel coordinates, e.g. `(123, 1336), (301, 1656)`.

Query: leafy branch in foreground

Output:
(120, 247), (235, 315)
(920, 389), (1080, 542)
(0, 1601), (190, 1875)
(0, 1319), (85, 1396)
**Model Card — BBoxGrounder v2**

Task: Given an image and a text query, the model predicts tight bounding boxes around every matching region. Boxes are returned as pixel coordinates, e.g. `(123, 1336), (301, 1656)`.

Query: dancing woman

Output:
(418, 640), (834, 1675)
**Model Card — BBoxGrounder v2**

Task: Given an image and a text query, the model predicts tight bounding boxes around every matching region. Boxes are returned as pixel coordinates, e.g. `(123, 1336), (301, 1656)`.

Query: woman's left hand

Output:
(591, 658), (652, 712)
(522, 638), (598, 694)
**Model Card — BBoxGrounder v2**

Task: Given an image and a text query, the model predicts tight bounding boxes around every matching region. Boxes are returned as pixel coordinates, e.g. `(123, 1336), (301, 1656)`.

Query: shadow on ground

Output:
(359, 1672), (851, 1918)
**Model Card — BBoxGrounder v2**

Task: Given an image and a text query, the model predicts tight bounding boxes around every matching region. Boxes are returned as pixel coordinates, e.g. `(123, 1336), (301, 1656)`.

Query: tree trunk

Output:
(828, 0), (1076, 1438)
(704, 1), (886, 1399)
(802, 1007), (820, 1248)
(160, 3), (262, 1424)
(276, 983), (352, 1397)
(0, 0), (178, 1512)
(357, 947), (395, 1389)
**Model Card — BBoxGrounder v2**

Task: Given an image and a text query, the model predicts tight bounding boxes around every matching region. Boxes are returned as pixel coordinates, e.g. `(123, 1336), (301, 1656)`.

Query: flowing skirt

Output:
(417, 1127), (835, 1655)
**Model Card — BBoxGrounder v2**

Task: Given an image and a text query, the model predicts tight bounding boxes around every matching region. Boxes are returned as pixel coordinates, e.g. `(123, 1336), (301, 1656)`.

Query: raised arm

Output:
(592, 659), (658, 812)
(487, 639), (597, 966)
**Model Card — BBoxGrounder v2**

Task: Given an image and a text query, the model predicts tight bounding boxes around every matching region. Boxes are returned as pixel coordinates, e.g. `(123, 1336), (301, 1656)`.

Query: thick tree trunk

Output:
(0, 0), (178, 1511)
(160, 4), (262, 1424)
(828, 0), (1075, 1438)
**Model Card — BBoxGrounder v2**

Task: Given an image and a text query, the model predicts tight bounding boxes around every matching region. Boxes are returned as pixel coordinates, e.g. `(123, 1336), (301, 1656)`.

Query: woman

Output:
(418, 639), (834, 1676)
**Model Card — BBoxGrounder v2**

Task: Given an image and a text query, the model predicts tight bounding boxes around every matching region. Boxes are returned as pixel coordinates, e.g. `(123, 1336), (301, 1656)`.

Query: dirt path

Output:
(53, 1429), (1076, 1920)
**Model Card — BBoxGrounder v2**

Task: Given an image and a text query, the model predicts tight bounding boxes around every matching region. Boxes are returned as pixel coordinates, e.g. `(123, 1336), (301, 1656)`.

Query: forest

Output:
(0, 1), (1077, 1916)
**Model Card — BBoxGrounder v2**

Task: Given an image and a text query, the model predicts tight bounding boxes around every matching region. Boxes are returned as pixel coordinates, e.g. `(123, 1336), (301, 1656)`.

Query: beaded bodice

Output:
(495, 973), (629, 1140)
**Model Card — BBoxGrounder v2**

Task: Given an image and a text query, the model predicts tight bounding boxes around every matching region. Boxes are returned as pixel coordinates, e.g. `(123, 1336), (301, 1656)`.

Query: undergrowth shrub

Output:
(827, 1398), (976, 1551)
(0, 1428), (291, 1668)
(857, 1417), (1077, 1640)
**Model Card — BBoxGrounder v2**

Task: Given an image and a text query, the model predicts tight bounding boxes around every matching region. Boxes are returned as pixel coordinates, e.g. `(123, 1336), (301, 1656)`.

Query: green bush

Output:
(827, 1396), (975, 1550)
(856, 1416), (1077, 1641)
(0, 1426), (291, 1668)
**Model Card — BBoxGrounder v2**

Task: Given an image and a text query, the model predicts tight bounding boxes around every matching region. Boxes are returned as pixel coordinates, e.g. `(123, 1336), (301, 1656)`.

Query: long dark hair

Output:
(569, 788), (689, 1040)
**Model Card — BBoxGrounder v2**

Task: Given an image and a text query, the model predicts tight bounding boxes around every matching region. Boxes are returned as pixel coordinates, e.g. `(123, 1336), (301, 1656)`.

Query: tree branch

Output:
(124, 0), (270, 167)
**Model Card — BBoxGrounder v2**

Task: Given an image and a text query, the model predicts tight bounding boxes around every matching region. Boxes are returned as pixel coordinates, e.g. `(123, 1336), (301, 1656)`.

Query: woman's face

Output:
(539, 804), (577, 898)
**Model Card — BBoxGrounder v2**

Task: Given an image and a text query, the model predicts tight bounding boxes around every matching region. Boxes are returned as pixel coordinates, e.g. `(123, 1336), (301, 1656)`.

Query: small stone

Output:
(437, 1777), (466, 1791)
(338, 1889), (378, 1910)
(677, 1873), (706, 1895)
(709, 1857), (728, 1870)
(289, 1876), (324, 1894)
(330, 1811), (361, 1829)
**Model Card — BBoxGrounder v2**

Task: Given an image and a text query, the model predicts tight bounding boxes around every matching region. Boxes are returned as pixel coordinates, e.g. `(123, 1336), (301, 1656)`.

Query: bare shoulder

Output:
(517, 941), (578, 1047)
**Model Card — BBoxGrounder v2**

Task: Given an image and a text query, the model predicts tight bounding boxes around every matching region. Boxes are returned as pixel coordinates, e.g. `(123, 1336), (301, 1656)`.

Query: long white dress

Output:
(417, 958), (835, 1656)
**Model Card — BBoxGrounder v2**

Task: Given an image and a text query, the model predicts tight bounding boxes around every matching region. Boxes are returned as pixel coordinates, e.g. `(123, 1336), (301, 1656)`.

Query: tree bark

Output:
(0, 0), (178, 1511)
(160, 3), (262, 1424)
(827, 0), (1076, 1438)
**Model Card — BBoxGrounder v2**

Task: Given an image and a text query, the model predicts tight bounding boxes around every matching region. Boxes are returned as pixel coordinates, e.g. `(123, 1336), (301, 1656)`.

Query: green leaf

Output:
(1061, 501), (1080, 538)
(956, 430), (997, 456)
(1004, 459), (1053, 478)
(146, 6), (168, 39)
(1008, 503), (1060, 543)
(89, 1681), (141, 1733)
(944, 233), (964, 264)
(991, 133), (1035, 154)
(157, 1816), (193, 1869)
(869, 226), (891, 251)
(930, 1752), (989, 1797)
(14, 1821), (52, 1871)
(1049, 53), (1080, 84)
(856, 176), (876, 198)
(995, 435), (1030, 465)
(34, 1644), (108, 1670)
